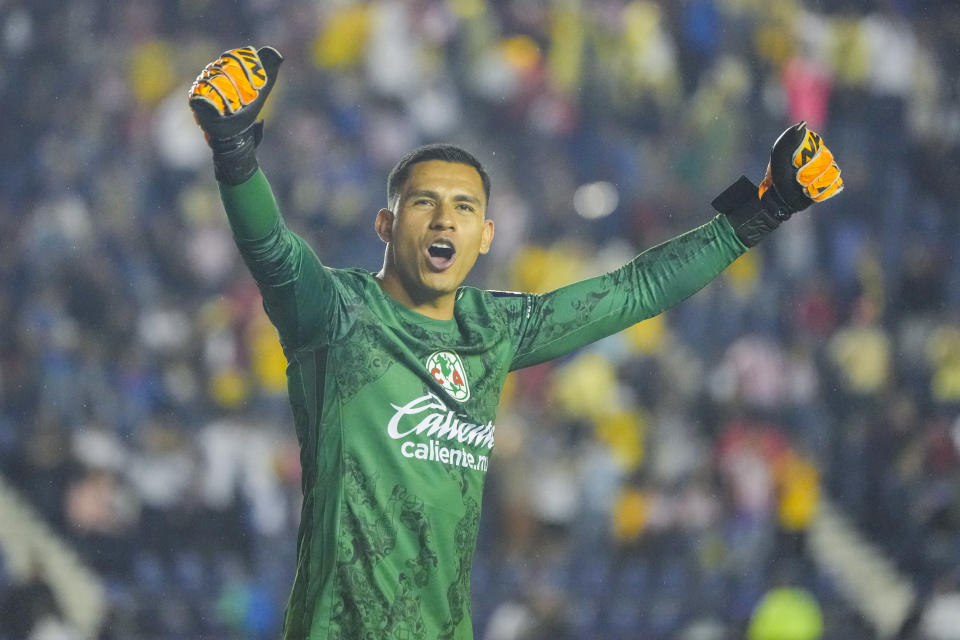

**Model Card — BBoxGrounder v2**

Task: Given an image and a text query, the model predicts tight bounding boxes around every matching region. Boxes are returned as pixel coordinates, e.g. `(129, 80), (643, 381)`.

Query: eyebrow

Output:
(406, 189), (482, 206)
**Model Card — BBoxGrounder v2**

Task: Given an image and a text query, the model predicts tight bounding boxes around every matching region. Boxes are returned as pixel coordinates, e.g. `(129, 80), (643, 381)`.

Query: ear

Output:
(375, 208), (394, 243)
(478, 219), (495, 255)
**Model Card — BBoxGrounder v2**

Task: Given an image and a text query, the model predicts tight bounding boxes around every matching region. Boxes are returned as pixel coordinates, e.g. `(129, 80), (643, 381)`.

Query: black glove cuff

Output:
(209, 121), (263, 186)
(712, 175), (792, 247)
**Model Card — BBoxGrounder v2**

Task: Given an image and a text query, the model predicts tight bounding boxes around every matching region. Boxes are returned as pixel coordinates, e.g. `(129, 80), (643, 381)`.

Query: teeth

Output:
(431, 240), (453, 249)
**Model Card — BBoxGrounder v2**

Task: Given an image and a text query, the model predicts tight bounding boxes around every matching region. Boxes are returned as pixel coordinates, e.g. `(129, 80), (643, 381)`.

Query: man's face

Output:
(376, 160), (494, 307)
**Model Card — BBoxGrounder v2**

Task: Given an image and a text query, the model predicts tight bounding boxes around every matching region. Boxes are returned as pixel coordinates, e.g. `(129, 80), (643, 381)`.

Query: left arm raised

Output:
(506, 122), (843, 370)
(509, 214), (745, 370)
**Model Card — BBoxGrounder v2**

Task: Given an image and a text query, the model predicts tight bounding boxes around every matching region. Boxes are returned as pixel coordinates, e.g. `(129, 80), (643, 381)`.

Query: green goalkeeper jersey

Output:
(219, 171), (746, 640)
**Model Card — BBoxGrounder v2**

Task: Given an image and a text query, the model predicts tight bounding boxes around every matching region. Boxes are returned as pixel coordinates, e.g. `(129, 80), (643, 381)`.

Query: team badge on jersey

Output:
(426, 351), (470, 402)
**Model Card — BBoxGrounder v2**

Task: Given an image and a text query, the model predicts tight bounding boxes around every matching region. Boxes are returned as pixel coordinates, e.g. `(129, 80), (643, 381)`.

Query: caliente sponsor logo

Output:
(387, 392), (493, 472)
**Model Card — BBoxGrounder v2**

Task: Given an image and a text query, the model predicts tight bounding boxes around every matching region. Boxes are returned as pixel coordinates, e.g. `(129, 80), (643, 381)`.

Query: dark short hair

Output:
(386, 143), (491, 208)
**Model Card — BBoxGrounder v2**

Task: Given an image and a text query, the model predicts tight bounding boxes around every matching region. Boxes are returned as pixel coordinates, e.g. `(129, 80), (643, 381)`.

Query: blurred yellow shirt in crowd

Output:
(776, 452), (820, 532)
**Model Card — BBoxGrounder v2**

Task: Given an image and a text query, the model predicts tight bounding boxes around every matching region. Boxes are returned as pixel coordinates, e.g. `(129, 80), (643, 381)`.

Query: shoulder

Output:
(336, 267), (376, 285)
(296, 266), (373, 313)
(456, 286), (533, 328)
(327, 267), (379, 294)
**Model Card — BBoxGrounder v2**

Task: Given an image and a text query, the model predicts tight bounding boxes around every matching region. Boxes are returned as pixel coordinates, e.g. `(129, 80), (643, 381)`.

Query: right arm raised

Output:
(190, 47), (345, 351)
(220, 171), (346, 352)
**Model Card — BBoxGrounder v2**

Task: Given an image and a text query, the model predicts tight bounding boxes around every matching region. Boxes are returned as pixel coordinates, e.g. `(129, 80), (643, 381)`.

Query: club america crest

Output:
(426, 351), (470, 402)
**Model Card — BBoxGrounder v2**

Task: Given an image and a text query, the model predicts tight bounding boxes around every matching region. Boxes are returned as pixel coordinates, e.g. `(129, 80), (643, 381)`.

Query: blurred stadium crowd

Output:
(2, 0), (960, 638)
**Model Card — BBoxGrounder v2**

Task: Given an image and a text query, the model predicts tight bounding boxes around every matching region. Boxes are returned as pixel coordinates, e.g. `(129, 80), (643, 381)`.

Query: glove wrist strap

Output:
(209, 121), (263, 186)
(712, 176), (791, 247)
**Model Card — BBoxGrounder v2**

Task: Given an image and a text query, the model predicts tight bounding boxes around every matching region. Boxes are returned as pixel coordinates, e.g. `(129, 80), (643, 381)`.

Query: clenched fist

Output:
(187, 46), (283, 185)
(761, 122), (844, 216)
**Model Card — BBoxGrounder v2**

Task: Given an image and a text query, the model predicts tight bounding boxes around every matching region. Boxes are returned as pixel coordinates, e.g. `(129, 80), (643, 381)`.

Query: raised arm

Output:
(509, 122), (844, 370)
(509, 215), (744, 370)
(188, 46), (346, 351)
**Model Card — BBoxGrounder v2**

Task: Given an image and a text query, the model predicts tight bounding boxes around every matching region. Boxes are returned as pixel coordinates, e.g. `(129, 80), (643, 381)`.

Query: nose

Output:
(429, 201), (455, 229)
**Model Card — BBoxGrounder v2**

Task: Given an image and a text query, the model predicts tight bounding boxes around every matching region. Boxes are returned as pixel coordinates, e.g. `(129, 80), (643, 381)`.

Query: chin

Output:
(420, 273), (461, 296)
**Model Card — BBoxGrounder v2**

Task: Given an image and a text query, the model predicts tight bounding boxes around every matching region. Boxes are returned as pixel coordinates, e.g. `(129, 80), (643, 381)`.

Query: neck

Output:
(375, 270), (456, 321)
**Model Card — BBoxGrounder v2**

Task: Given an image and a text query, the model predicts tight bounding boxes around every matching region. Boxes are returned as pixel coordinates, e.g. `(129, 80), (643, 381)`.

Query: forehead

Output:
(402, 160), (485, 202)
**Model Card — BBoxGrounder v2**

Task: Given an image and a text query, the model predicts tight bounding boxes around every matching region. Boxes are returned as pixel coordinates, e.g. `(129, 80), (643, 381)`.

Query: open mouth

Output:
(426, 240), (456, 270)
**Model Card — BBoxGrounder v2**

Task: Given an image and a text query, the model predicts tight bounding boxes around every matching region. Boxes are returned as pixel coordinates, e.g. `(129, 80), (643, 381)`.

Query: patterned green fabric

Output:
(220, 170), (745, 639)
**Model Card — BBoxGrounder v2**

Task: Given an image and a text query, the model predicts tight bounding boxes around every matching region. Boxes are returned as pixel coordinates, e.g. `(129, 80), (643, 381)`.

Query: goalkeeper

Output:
(188, 47), (843, 640)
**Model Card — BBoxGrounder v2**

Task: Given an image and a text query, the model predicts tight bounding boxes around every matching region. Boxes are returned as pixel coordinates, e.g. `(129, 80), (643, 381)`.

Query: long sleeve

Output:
(218, 170), (348, 352)
(219, 169), (283, 242)
(508, 214), (747, 370)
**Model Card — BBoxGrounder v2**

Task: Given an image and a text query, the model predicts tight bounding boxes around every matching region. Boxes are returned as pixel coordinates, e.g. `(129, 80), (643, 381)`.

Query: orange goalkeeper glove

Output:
(761, 121), (844, 213)
(188, 46), (283, 184)
(712, 122), (843, 246)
